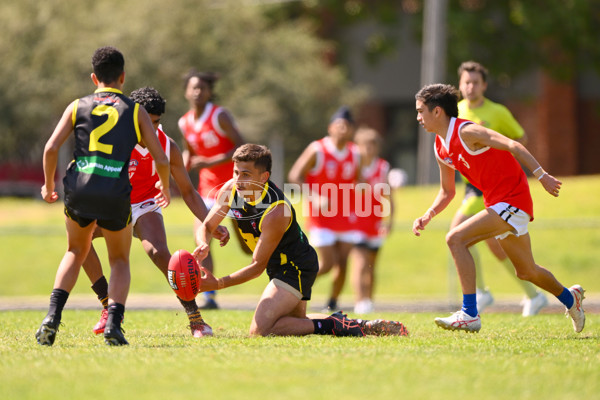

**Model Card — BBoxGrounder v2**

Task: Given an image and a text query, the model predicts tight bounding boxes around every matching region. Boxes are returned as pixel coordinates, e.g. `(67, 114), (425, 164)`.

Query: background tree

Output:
(0, 0), (367, 172)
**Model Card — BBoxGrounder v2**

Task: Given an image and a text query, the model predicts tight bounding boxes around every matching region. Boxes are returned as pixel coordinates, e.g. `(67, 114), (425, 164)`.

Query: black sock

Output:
(312, 319), (335, 335)
(91, 276), (109, 308)
(177, 297), (200, 315)
(106, 303), (125, 328)
(47, 289), (69, 321)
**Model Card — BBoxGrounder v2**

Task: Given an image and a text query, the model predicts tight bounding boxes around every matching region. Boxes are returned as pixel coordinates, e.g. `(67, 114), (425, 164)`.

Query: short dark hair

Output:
(457, 60), (488, 82)
(232, 144), (272, 174)
(92, 46), (124, 84)
(183, 69), (219, 98)
(415, 84), (460, 118)
(130, 87), (166, 115)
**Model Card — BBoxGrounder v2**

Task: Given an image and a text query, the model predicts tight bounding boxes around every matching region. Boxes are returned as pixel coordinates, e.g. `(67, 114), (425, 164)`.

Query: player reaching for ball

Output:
(36, 47), (171, 346)
(193, 143), (408, 337)
(412, 83), (585, 333)
(80, 87), (229, 338)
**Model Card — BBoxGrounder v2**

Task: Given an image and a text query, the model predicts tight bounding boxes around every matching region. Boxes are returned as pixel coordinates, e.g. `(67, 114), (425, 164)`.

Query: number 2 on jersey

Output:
(89, 105), (119, 154)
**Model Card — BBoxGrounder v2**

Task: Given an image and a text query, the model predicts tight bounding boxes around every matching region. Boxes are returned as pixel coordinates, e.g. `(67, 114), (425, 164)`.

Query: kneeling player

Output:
(194, 144), (408, 337)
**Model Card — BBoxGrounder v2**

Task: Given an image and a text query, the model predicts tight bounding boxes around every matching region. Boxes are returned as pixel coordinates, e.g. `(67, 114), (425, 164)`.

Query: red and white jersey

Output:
(178, 102), (236, 198)
(128, 126), (170, 204)
(434, 117), (533, 219)
(355, 157), (390, 237)
(304, 137), (360, 231)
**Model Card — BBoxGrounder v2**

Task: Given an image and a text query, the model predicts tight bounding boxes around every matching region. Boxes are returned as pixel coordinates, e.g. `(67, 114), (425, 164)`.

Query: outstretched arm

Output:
(461, 123), (562, 197)
(198, 203), (289, 292)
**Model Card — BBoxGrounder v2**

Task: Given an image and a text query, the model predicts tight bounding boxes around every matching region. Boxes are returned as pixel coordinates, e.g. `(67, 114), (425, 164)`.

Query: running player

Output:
(453, 61), (547, 316)
(193, 144), (407, 337)
(179, 70), (245, 309)
(36, 47), (171, 346)
(412, 83), (585, 333)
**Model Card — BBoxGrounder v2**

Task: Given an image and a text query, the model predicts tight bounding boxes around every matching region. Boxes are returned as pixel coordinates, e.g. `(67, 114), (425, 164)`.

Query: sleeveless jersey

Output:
(63, 88), (141, 220)
(304, 137), (360, 231)
(178, 102), (236, 198)
(434, 117), (533, 219)
(229, 180), (316, 272)
(355, 157), (390, 237)
(128, 126), (171, 204)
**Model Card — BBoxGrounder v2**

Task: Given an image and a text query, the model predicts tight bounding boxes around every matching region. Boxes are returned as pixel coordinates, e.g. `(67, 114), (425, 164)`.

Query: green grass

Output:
(1, 175), (599, 299)
(1, 175), (600, 399)
(1, 310), (598, 400)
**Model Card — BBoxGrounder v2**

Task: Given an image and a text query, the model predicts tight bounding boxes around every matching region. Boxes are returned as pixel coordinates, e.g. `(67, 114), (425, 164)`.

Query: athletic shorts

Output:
(309, 227), (363, 247)
(266, 247), (318, 301)
(131, 198), (162, 227)
(489, 202), (531, 240)
(64, 205), (131, 231)
(458, 183), (485, 216)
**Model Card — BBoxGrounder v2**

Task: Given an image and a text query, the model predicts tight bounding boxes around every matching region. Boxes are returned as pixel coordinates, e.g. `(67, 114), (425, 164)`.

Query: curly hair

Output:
(91, 46), (124, 84)
(130, 87), (166, 115)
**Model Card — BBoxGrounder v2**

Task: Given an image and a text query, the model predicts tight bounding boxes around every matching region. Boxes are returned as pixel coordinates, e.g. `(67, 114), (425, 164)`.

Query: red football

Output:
(167, 249), (201, 301)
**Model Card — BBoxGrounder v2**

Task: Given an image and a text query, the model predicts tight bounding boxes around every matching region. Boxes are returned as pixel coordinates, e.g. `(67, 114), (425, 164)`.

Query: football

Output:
(167, 249), (201, 301)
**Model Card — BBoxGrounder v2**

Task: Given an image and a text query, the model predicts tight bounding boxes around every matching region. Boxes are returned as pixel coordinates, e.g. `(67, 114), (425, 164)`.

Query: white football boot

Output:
(435, 310), (481, 333)
(566, 285), (585, 333)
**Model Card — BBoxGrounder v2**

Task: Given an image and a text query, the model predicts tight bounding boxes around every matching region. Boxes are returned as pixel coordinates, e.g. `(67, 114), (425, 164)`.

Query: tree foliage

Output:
(0, 0), (366, 165)
(282, 0), (600, 84)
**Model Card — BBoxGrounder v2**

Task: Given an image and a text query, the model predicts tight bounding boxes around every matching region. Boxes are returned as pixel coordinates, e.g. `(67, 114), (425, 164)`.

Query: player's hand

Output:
(41, 185), (59, 203)
(412, 214), (432, 236)
(154, 181), (171, 207)
(539, 173), (561, 197)
(213, 225), (230, 247)
(198, 266), (219, 292)
(193, 241), (210, 263)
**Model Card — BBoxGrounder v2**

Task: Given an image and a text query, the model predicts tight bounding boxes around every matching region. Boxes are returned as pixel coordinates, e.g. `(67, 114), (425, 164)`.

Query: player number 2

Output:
(89, 105), (119, 154)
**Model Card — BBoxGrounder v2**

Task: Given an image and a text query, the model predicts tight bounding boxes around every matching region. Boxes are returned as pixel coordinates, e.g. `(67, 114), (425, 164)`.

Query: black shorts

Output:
(267, 247), (319, 301)
(64, 205), (132, 231)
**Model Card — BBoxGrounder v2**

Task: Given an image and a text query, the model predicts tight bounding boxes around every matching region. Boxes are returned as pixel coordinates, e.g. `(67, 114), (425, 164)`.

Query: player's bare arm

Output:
(288, 143), (317, 184)
(200, 203), (290, 292)
(42, 102), (76, 203)
(193, 180), (234, 259)
(412, 159), (456, 236)
(188, 111), (245, 169)
(138, 108), (171, 207)
(461, 124), (562, 197)
(169, 138), (208, 220)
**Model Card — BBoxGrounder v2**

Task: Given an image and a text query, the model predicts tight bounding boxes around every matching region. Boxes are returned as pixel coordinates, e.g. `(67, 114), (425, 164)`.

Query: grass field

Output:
(1, 175), (600, 399)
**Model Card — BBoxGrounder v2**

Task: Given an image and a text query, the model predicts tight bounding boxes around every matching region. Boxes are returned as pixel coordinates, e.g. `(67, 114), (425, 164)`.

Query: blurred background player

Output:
(351, 127), (394, 314)
(179, 70), (246, 309)
(81, 87), (229, 338)
(288, 106), (362, 312)
(194, 143), (407, 337)
(452, 60), (548, 316)
(36, 47), (171, 346)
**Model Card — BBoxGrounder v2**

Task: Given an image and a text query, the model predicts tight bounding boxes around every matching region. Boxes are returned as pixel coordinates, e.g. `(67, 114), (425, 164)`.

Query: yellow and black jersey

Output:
(63, 88), (141, 222)
(229, 180), (319, 299)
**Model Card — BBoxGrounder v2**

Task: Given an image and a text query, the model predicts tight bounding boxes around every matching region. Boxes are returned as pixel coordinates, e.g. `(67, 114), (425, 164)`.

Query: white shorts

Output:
(489, 202), (530, 240)
(131, 198), (162, 227)
(355, 234), (385, 251)
(309, 227), (363, 247)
